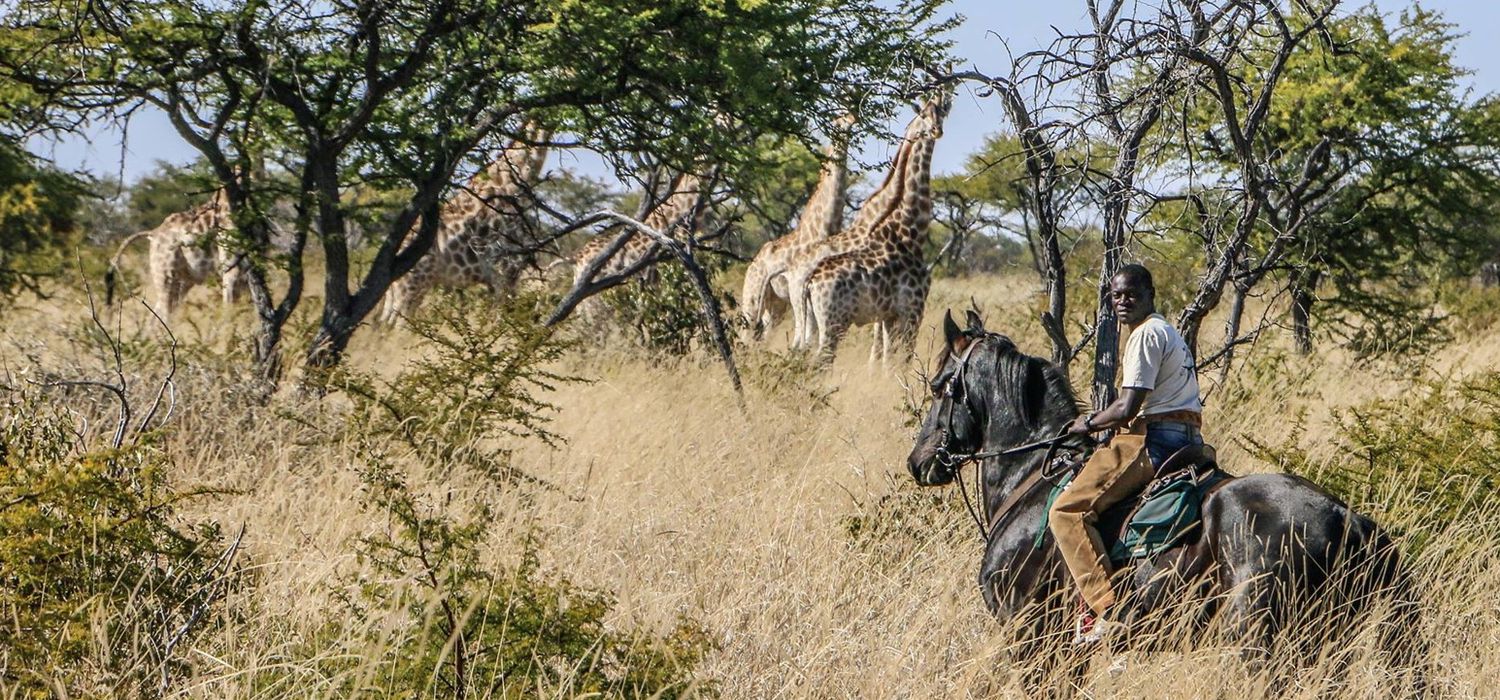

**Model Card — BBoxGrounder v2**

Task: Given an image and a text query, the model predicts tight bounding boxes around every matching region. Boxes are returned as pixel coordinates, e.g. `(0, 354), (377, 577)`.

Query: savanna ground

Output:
(5, 269), (1500, 698)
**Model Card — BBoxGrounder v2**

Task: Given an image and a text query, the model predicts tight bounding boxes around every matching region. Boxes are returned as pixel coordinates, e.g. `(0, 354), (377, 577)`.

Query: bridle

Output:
(930, 332), (1080, 540)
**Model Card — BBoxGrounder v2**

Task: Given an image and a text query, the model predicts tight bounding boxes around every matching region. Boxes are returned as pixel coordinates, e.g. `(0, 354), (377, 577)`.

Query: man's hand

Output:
(1068, 413), (1094, 435)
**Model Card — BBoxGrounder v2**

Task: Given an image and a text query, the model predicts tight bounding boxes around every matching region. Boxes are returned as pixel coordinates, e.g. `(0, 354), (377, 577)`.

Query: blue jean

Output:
(1145, 421), (1203, 469)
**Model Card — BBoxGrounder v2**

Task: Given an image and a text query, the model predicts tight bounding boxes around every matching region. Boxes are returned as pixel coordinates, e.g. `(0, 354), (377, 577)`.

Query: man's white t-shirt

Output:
(1121, 313), (1202, 416)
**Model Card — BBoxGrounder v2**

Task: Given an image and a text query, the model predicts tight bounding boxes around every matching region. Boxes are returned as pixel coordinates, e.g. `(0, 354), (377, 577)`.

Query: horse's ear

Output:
(964, 309), (985, 334)
(942, 310), (969, 353)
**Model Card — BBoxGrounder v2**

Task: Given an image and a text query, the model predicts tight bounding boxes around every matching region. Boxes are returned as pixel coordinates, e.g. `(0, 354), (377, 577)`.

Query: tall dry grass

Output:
(3, 272), (1499, 698)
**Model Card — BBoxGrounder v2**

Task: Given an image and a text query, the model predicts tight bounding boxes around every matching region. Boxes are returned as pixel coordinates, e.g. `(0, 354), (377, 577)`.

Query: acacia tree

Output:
(3, 0), (951, 381)
(0, 139), (81, 301)
(950, 0), (1344, 401)
(1206, 6), (1500, 358)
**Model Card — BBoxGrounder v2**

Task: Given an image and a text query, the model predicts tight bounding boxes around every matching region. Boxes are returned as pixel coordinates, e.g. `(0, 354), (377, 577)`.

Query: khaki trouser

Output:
(1048, 428), (1155, 615)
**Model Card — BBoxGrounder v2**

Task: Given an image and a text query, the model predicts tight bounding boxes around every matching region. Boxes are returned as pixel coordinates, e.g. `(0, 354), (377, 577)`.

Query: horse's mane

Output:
(967, 334), (1081, 438)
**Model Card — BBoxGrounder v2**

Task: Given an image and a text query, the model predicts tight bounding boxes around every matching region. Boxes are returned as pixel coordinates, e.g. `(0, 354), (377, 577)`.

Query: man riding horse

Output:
(905, 281), (1424, 693)
(1051, 263), (1206, 644)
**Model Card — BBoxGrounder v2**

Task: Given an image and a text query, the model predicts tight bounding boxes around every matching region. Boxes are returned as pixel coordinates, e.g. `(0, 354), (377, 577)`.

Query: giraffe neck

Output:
(477, 129), (552, 196)
(644, 173), (705, 234)
(197, 189), (232, 231)
(887, 127), (939, 253)
(791, 136), (851, 243)
(843, 132), (913, 240)
(437, 130), (553, 245)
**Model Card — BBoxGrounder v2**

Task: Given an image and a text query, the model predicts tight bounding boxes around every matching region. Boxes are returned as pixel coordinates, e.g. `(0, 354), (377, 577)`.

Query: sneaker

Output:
(1073, 609), (1099, 646)
(1072, 607), (1124, 647)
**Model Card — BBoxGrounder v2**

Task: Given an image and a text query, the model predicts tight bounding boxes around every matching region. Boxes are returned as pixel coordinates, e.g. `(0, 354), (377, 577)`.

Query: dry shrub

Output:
(298, 297), (712, 698)
(601, 259), (735, 358)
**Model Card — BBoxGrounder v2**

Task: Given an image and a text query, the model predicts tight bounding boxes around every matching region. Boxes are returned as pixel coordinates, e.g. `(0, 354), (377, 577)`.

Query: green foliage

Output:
(605, 257), (735, 358)
(1, 0), (955, 373)
(0, 138), (83, 301)
(720, 134), (825, 254)
(1244, 372), (1500, 552)
(324, 294), (576, 486)
(318, 300), (709, 697)
(1183, 5), (1500, 356)
(942, 133), (1094, 215)
(0, 392), (233, 695)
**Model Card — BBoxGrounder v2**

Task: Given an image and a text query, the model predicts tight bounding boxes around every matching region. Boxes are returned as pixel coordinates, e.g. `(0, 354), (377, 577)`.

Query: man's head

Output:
(1110, 264), (1156, 326)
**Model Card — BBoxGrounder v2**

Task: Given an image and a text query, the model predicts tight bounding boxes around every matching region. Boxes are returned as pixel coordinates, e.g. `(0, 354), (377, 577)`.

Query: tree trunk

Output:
(304, 309), (363, 372)
(1290, 269), (1319, 355)
(1214, 279), (1250, 388)
(1091, 166), (1133, 411)
(1091, 246), (1122, 412)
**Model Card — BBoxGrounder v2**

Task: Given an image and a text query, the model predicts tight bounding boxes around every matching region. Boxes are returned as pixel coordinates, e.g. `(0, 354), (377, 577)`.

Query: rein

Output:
(932, 333), (1087, 541)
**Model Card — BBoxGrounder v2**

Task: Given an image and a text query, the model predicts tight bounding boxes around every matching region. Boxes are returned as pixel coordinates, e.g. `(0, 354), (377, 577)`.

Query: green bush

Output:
(0, 392), (235, 696)
(324, 294), (576, 487)
(318, 298), (712, 697)
(1244, 371), (1500, 552)
(333, 459), (711, 698)
(603, 258), (734, 358)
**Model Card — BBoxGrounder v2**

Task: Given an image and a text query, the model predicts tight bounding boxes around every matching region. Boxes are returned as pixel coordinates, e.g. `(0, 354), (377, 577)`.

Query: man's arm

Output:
(1068, 388), (1149, 435)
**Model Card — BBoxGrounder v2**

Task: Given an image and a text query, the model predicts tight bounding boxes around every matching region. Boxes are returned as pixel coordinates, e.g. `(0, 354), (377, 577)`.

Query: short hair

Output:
(1114, 263), (1154, 292)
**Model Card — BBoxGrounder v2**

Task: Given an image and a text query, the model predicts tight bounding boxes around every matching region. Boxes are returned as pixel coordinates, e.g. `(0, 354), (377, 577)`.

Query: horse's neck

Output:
(980, 418), (1076, 521)
(981, 453), (1045, 521)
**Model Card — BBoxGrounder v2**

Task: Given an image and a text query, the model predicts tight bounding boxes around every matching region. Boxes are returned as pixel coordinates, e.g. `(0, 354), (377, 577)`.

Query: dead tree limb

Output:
(544, 210), (742, 396)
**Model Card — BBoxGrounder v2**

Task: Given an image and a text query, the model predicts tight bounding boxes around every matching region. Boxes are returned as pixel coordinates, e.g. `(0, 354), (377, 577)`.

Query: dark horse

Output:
(907, 310), (1424, 690)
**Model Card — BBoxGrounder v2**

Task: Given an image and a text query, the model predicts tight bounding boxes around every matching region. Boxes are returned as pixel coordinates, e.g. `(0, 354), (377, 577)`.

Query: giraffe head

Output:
(911, 89), (952, 141)
(480, 120), (554, 189)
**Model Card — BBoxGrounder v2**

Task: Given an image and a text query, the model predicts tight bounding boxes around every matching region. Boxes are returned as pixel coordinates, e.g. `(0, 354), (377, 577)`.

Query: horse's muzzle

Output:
(908, 450), (954, 487)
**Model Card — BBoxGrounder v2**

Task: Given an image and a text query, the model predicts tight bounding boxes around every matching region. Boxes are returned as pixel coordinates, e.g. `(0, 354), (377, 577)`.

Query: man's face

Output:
(1110, 274), (1154, 326)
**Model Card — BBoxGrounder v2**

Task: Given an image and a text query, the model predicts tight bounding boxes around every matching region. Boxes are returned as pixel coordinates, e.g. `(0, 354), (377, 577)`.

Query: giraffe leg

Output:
(163, 272), (186, 321)
(150, 259), (171, 319)
(867, 322), (885, 367)
(787, 278), (806, 351)
(880, 321), (893, 370)
(810, 285), (847, 367)
(221, 258), (247, 305)
(890, 313), (921, 365)
(817, 309), (849, 367)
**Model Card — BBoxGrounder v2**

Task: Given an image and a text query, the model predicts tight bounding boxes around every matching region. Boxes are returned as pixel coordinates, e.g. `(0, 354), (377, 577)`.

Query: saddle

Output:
(1040, 444), (1230, 565)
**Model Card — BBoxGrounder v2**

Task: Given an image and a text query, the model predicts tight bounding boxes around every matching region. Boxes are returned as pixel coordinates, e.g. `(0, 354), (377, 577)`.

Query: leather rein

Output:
(931, 333), (1086, 541)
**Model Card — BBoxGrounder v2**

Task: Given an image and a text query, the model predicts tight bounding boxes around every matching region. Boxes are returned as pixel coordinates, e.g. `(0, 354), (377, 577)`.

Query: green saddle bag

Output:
(1110, 475), (1202, 562)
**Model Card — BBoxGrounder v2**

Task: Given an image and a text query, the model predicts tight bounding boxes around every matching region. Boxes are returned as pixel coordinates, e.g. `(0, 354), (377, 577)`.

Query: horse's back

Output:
(1201, 472), (1403, 631)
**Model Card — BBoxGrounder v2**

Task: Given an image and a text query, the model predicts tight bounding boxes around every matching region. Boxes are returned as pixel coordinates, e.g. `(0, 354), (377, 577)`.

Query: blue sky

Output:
(25, 0), (1500, 185)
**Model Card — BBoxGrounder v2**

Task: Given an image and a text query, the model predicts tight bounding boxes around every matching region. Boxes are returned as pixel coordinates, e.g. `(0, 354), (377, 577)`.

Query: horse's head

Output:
(908, 309), (992, 485)
(907, 309), (1063, 487)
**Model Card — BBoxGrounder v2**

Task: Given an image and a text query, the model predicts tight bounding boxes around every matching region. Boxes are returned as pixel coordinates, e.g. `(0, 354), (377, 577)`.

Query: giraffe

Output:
(739, 115), (856, 341)
(379, 124), (552, 325)
(801, 91), (951, 364)
(106, 188), (247, 320)
(565, 172), (708, 324)
(783, 102), (930, 351)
